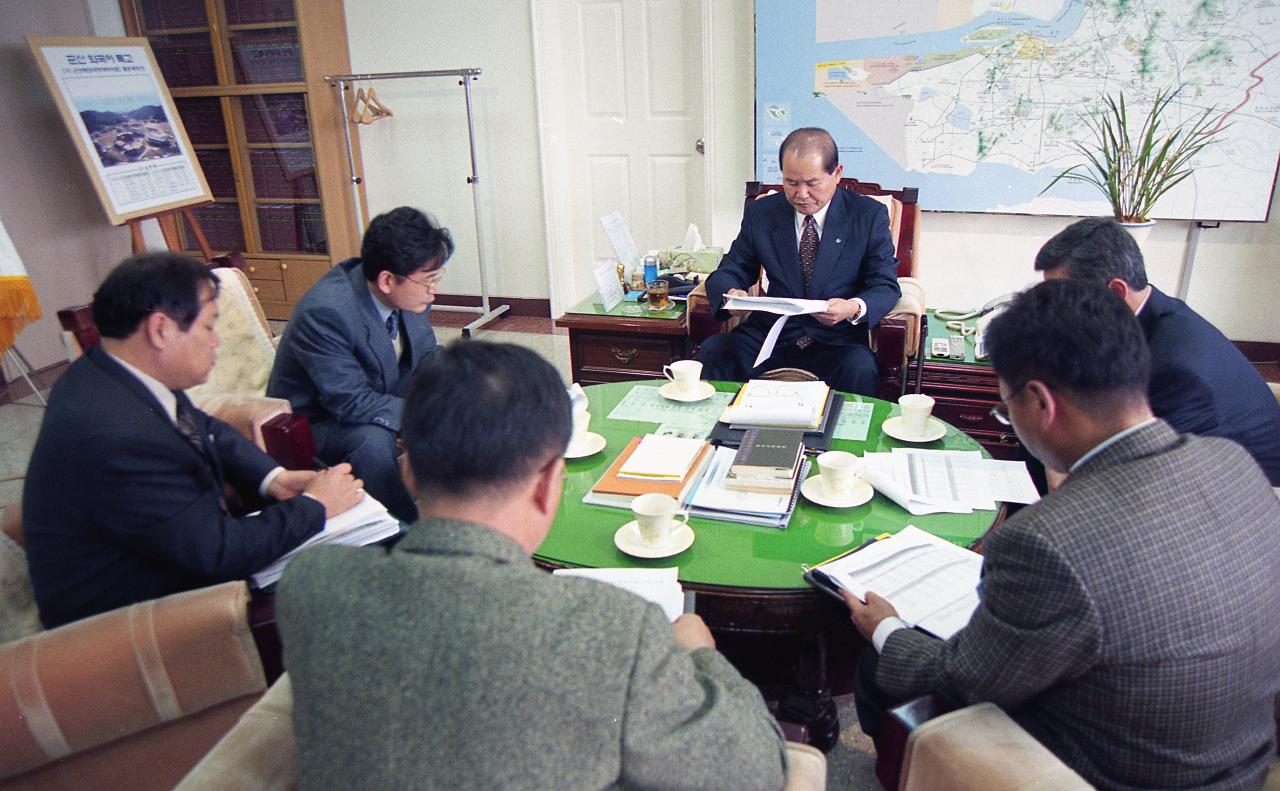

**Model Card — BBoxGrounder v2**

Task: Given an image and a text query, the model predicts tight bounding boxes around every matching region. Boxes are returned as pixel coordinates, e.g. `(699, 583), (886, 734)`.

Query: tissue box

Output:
(660, 247), (723, 274)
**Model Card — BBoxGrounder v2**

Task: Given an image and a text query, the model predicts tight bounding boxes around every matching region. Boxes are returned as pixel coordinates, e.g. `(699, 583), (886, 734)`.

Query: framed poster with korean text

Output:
(27, 36), (212, 226)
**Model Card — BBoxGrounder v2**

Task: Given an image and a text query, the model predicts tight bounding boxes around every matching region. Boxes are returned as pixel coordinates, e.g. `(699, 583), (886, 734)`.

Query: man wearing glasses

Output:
(844, 280), (1280, 790)
(269, 206), (453, 522)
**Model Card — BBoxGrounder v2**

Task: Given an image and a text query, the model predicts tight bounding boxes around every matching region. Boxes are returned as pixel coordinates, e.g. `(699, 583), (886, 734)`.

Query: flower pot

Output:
(1118, 219), (1156, 247)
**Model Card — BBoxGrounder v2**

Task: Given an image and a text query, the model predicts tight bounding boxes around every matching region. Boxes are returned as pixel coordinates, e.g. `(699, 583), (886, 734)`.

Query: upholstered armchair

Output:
(57, 266), (315, 470)
(686, 179), (926, 401)
(177, 673), (830, 791)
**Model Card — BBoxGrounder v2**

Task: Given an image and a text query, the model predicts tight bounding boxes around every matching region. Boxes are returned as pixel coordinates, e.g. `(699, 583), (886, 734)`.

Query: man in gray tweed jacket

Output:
(278, 340), (787, 790)
(847, 280), (1280, 790)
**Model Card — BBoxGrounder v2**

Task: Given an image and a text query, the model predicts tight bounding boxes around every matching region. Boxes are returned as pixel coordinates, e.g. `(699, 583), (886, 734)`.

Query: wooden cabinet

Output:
(120, 0), (362, 319)
(920, 358), (1022, 460)
(555, 307), (691, 385)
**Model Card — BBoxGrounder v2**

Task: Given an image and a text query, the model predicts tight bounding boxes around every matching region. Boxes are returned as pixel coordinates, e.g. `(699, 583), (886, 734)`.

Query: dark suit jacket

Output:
(267, 258), (437, 434)
(705, 188), (901, 347)
(1140, 287), (1280, 484)
(279, 519), (787, 790)
(23, 346), (324, 628)
(876, 421), (1280, 790)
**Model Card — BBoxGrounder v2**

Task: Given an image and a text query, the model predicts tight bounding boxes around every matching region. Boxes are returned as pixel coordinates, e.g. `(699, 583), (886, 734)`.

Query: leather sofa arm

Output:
(176, 674), (296, 791)
(0, 582), (266, 779)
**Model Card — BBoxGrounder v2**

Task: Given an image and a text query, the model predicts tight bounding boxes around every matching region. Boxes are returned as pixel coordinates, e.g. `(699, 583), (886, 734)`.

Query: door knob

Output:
(695, 138), (705, 155)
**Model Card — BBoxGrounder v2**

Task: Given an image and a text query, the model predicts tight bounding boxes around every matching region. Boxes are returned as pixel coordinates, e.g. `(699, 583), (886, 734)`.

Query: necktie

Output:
(386, 311), (399, 340)
(799, 215), (818, 287)
(796, 215), (819, 350)
(175, 393), (229, 513)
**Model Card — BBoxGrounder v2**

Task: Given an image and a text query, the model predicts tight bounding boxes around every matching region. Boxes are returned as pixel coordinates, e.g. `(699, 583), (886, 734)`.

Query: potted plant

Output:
(1041, 86), (1227, 229)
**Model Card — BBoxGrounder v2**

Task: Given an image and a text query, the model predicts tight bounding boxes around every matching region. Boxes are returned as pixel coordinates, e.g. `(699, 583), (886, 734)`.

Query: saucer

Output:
(564, 432), (606, 459)
(801, 475), (874, 508)
(614, 521), (695, 559)
(658, 381), (716, 402)
(881, 415), (947, 443)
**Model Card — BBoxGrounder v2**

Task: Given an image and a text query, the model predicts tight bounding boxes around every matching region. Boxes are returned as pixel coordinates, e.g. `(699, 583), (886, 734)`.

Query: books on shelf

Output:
(582, 435), (712, 509)
(686, 446), (808, 528)
(803, 526), (983, 639)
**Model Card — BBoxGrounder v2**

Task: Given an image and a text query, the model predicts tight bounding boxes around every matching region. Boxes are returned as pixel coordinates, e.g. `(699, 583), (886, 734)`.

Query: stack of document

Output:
(860, 448), (1039, 515)
(552, 567), (686, 622)
(251, 494), (401, 588)
(583, 434), (712, 509)
(721, 379), (831, 429)
(685, 446), (809, 528)
(804, 526), (982, 639)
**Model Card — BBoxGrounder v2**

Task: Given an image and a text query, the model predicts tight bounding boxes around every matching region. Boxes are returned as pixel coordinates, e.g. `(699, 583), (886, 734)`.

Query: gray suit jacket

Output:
(876, 421), (1280, 790)
(278, 519), (787, 790)
(267, 258), (437, 433)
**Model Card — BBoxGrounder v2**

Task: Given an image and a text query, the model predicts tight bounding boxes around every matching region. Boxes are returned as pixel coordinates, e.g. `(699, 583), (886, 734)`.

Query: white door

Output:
(533, 0), (708, 315)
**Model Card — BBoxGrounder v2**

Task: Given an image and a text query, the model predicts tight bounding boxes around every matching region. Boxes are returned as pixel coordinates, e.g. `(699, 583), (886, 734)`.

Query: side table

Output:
(555, 296), (691, 384)
(919, 310), (1022, 459)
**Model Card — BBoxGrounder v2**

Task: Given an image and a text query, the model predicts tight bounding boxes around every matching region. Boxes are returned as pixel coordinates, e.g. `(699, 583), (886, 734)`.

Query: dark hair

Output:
(779, 127), (839, 174)
(986, 280), (1150, 412)
(92, 253), (219, 339)
(360, 206), (455, 281)
(1033, 217), (1148, 289)
(402, 340), (571, 497)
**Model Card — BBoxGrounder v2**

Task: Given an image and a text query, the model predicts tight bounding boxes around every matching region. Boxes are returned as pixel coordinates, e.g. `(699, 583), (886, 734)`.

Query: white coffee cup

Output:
(630, 492), (689, 546)
(898, 393), (936, 437)
(571, 408), (592, 447)
(816, 451), (862, 497)
(662, 359), (703, 393)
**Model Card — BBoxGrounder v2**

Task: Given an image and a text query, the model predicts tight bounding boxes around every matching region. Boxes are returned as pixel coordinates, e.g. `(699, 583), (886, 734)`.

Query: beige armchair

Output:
(686, 179), (926, 401)
(179, 673), (830, 791)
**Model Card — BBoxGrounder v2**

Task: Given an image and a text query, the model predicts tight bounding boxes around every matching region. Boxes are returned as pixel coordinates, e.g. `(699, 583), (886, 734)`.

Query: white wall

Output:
(342, 0), (548, 300)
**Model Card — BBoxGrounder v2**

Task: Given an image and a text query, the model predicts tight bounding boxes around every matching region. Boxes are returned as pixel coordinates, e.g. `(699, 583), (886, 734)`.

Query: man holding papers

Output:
(278, 341), (786, 790)
(696, 127), (901, 395)
(843, 281), (1280, 790)
(23, 254), (362, 628)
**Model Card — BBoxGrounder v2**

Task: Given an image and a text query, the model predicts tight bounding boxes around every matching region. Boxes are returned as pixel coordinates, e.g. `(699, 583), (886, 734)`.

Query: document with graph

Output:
(804, 525), (982, 639)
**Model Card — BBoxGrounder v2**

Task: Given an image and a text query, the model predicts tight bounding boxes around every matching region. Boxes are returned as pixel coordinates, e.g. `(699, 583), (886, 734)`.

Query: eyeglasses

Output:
(399, 270), (445, 290)
(990, 381), (1027, 426)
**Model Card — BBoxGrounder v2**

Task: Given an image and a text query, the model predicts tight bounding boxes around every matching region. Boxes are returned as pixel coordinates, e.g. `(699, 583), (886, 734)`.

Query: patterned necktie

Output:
(386, 311), (399, 340)
(175, 393), (229, 513)
(799, 214), (818, 287)
(795, 215), (819, 350)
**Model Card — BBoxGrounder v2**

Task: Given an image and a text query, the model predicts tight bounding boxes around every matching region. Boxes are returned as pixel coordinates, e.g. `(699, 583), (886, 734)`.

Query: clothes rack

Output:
(325, 67), (508, 337)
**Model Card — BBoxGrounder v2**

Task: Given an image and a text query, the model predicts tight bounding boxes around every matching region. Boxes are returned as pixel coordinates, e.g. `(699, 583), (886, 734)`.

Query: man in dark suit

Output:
(23, 253), (362, 628)
(279, 341), (787, 789)
(1036, 217), (1280, 484)
(847, 280), (1280, 790)
(696, 127), (901, 395)
(268, 207), (453, 522)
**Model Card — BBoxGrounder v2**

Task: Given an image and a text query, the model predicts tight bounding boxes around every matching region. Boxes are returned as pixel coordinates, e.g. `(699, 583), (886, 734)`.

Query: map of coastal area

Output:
(756, 0), (1280, 220)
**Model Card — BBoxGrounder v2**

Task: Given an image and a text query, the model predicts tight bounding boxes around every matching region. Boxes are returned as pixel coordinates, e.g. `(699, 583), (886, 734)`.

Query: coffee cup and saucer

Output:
(801, 450), (874, 508)
(564, 407), (606, 458)
(658, 360), (715, 402)
(614, 493), (695, 558)
(881, 394), (947, 443)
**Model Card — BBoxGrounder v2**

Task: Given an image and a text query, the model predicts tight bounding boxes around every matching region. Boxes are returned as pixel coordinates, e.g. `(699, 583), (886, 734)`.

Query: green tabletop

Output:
(925, 309), (990, 365)
(534, 381), (999, 590)
(563, 293), (686, 321)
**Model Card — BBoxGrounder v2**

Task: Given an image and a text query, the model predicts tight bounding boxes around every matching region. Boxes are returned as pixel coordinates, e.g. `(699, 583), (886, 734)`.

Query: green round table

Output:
(534, 380), (1003, 750)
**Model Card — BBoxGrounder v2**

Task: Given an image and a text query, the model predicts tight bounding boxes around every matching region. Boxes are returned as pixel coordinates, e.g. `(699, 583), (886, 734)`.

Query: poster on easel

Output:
(27, 36), (212, 226)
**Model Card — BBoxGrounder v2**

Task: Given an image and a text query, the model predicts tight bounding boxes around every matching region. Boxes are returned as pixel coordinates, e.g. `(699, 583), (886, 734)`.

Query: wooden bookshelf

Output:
(120, 0), (364, 319)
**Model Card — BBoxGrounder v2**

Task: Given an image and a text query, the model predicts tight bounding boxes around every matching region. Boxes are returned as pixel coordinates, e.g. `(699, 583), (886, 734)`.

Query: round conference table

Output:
(533, 380), (1003, 750)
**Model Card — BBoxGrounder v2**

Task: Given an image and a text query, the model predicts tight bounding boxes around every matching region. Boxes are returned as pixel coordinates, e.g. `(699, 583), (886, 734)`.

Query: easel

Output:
(127, 203), (215, 260)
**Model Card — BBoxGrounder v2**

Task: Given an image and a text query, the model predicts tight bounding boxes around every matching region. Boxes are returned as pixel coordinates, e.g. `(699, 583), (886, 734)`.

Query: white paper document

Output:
(861, 449), (1039, 515)
(721, 295), (831, 367)
(817, 526), (982, 639)
(687, 447), (795, 516)
(592, 260), (624, 311)
(617, 434), (705, 480)
(599, 210), (641, 269)
(251, 494), (401, 588)
(554, 566), (684, 622)
(721, 379), (830, 428)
